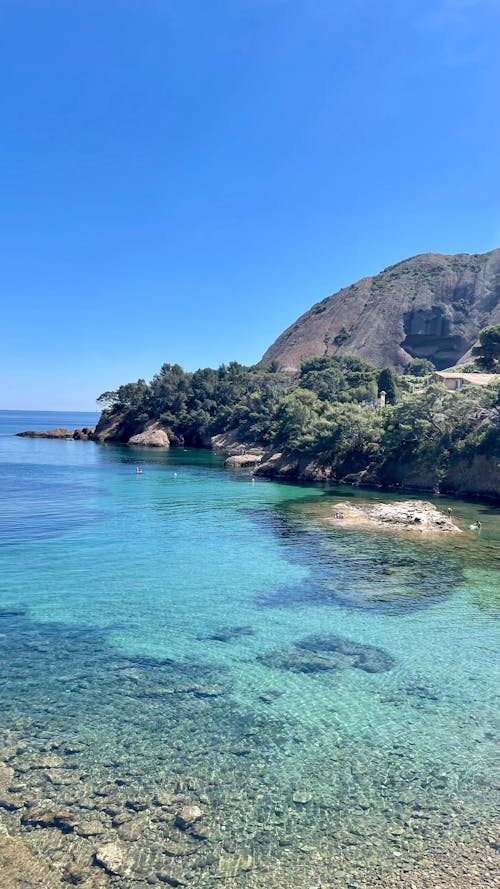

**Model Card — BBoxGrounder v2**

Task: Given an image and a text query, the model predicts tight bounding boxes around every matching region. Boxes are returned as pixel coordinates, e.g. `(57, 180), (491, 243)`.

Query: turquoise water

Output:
(0, 411), (498, 888)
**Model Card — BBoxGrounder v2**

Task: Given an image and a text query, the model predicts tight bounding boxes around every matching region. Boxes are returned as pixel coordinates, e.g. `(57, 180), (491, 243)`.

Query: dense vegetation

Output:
(98, 345), (500, 487)
(471, 325), (500, 371)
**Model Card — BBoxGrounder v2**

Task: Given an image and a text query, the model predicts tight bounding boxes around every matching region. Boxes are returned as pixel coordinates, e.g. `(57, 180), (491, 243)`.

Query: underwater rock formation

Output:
(259, 632), (395, 675)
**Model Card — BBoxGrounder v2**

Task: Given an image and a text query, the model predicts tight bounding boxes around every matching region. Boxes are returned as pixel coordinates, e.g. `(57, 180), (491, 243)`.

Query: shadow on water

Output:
(243, 507), (463, 614)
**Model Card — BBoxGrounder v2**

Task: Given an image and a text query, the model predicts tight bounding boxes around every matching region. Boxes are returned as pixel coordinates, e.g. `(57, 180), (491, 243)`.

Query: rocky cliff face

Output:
(91, 415), (169, 448)
(256, 450), (500, 500)
(262, 248), (500, 371)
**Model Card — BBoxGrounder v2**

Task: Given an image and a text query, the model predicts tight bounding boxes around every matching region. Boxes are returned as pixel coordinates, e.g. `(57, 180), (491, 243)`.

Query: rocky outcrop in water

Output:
(128, 421), (170, 448)
(329, 500), (461, 534)
(261, 248), (500, 371)
(17, 426), (95, 440)
(91, 415), (170, 447)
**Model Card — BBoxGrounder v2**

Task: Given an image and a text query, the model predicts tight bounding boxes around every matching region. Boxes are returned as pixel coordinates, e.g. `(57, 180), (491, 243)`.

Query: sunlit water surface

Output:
(0, 411), (498, 888)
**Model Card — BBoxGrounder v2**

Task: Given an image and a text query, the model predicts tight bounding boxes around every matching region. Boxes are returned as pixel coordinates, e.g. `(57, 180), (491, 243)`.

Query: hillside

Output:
(261, 248), (500, 371)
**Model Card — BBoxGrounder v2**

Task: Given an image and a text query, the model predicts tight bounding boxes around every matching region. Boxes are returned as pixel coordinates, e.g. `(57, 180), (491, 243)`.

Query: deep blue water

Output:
(0, 410), (498, 888)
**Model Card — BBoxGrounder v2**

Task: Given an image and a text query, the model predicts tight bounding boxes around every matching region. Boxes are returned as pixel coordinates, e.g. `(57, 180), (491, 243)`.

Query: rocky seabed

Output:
(0, 611), (498, 889)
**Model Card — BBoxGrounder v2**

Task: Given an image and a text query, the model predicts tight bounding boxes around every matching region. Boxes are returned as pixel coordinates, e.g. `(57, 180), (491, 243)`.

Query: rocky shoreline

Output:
(17, 426), (96, 441)
(16, 420), (500, 501)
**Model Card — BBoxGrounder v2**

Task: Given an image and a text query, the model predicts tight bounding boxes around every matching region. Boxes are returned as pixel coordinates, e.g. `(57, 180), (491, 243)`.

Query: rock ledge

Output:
(329, 500), (461, 534)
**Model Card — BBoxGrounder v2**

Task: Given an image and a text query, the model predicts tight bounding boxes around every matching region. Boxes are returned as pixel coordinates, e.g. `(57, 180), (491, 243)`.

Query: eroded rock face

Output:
(92, 415), (170, 447)
(261, 248), (500, 371)
(128, 421), (170, 448)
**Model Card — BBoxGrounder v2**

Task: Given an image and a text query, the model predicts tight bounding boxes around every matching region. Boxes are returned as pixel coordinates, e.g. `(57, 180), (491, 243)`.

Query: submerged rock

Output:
(76, 819), (106, 838)
(0, 830), (62, 888)
(204, 625), (255, 643)
(259, 690), (282, 704)
(22, 807), (77, 830)
(216, 849), (253, 876)
(175, 805), (202, 829)
(157, 871), (187, 886)
(258, 648), (339, 674)
(298, 634), (395, 673)
(260, 633), (395, 677)
(94, 841), (132, 877)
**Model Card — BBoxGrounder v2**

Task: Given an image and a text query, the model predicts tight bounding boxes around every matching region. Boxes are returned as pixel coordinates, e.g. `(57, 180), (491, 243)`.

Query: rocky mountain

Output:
(261, 248), (500, 371)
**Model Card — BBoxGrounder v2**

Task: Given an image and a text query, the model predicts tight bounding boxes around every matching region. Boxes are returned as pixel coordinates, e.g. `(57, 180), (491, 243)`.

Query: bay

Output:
(0, 410), (498, 888)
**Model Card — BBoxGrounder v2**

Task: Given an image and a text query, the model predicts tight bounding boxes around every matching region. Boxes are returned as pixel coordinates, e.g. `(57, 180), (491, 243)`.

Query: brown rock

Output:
(76, 819), (106, 837)
(94, 842), (132, 877)
(175, 805), (202, 829)
(128, 421), (169, 448)
(22, 807), (77, 830)
(0, 829), (62, 888)
(261, 248), (500, 372)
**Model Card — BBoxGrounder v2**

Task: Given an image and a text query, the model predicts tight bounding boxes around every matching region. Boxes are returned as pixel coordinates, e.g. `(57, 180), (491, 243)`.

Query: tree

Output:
(377, 368), (399, 404)
(404, 358), (435, 377)
(471, 325), (500, 371)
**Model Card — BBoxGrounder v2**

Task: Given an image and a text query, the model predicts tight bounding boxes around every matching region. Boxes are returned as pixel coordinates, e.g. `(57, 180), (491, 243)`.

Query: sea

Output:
(0, 409), (498, 888)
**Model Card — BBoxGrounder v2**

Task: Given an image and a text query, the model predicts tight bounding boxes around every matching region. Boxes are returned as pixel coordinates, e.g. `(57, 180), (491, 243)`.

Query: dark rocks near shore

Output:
(17, 426), (95, 440)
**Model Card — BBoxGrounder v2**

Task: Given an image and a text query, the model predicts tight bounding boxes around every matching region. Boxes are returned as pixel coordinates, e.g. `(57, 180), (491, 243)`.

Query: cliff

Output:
(255, 450), (500, 501)
(261, 248), (500, 372)
(92, 415), (169, 448)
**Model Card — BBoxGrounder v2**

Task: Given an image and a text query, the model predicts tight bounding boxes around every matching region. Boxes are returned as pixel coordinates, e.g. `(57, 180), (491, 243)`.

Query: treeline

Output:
(97, 355), (500, 480)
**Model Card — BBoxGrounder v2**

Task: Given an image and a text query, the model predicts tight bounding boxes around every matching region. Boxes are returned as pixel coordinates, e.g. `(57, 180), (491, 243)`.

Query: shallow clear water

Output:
(0, 410), (498, 888)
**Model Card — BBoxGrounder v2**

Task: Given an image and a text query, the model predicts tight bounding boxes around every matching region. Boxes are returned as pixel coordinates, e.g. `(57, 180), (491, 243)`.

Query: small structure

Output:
(432, 371), (497, 391)
(376, 390), (386, 408)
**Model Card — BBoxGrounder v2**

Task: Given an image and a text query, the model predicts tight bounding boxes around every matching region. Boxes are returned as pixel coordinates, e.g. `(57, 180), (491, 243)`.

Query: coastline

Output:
(14, 420), (500, 503)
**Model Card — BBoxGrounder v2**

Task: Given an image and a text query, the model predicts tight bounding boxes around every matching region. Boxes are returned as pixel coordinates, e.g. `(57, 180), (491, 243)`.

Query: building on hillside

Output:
(432, 371), (497, 391)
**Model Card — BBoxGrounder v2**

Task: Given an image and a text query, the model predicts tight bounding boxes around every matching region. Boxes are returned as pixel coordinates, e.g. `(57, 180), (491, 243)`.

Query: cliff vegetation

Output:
(95, 338), (500, 498)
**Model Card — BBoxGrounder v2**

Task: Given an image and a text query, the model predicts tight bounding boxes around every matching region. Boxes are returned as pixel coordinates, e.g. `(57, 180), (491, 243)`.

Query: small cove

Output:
(0, 411), (498, 888)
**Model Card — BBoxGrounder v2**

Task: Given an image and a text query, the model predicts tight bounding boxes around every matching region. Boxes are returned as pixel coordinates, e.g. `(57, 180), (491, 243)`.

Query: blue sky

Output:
(1, 0), (499, 409)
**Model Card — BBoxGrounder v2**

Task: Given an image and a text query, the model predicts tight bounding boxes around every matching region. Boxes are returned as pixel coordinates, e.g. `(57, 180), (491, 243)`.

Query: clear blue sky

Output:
(1, 0), (499, 409)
